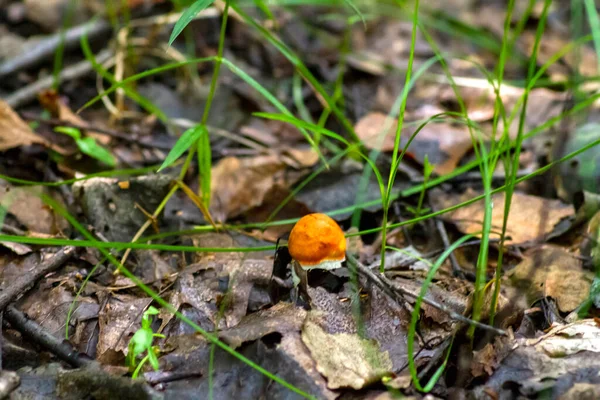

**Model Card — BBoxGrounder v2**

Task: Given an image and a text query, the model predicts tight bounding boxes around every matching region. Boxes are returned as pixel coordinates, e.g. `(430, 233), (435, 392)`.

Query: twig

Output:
(430, 200), (463, 277)
(0, 19), (111, 78)
(5, 50), (112, 108)
(346, 254), (507, 336)
(0, 246), (76, 312)
(144, 370), (203, 385)
(4, 305), (95, 368)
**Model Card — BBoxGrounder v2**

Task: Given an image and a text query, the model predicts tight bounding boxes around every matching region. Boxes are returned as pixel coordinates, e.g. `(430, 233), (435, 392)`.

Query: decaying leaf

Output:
(97, 294), (150, 364)
(0, 181), (68, 235)
(38, 90), (110, 144)
(436, 189), (574, 245)
(476, 320), (600, 398)
(301, 316), (392, 390)
(505, 246), (592, 313)
(220, 302), (306, 349)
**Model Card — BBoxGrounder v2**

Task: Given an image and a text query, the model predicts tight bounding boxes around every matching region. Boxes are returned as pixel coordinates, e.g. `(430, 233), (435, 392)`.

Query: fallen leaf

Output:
(210, 155), (295, 221)
(506, 246), (592, 313)
(0, 98), (48, 151)
(474, 320), (600, 398)
(533, 320), (600, 356)
(436, 189), (574, 245)
(354, 112), (473, 174)
(0, 181), (68, 234)
(219, 302), (306, 349)
(302, 315), (392, 390)
(96, 293), (150, 364)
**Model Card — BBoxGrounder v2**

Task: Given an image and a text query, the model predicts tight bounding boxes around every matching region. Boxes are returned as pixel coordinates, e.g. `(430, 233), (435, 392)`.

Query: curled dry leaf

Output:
(0, 98), (48, 151)
(434, 189), (574, 245)
(38, 90), (110, 144)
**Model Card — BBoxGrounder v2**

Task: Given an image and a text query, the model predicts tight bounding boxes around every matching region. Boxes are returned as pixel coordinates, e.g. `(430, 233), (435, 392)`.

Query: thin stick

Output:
(4, 305), (94, 368)
(0, 19), (111, 79)
(0, 246), (76, 312)
(346, 254), (507, 336)
(5, 50), (112, 108)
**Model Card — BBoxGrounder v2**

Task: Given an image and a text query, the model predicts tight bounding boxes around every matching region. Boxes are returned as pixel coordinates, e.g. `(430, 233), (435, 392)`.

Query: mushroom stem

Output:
(292, 259), (309, 296)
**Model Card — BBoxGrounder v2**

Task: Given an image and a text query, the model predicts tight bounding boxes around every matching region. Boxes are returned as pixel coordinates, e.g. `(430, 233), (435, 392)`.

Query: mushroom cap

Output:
(288, 213), (346, 269)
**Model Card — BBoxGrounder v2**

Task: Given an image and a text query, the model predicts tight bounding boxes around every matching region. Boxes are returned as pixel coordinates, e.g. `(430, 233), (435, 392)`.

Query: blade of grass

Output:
(169, 0), (216, 46)
(584, 0), (600, 70)
(380, 0), (420, 272)
(230, 3), (360, 143)
(53, 0), (78, 90)
(490, 0), (552, 325)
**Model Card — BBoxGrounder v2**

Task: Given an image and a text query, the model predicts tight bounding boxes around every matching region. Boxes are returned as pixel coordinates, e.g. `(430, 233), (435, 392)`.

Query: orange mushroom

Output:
(288, 213), (347, 291)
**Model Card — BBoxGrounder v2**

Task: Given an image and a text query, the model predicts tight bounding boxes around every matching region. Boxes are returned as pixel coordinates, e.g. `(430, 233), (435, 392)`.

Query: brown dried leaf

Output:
(0, 98), (48, 151)
(38, 90), (110, 144)
(97, 294), (150, 364)
(436, 190), (574, 245)
(506, 246), (592, 313)
(354, 112), (473, 174)
(219, 302), (306, 349)
(0, 181), (69, 234)
(210, 155), (289, 221)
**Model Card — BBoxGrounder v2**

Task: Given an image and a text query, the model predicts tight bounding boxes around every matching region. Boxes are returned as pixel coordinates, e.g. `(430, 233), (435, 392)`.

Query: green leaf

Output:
(131, 328), (153, 358)
(76, 137), (116, 167)
(158, 124), (206, 172)
(54, 126), (81, 140)
(169, 0), (216, 46)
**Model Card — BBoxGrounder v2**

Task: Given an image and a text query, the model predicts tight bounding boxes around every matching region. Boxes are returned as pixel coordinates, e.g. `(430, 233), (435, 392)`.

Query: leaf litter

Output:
(0, 0), (600, 399)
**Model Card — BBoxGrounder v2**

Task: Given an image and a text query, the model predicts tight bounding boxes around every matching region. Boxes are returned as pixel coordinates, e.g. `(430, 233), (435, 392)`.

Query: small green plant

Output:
(126, 306), (165, 379)
(54, 126), (116, 167)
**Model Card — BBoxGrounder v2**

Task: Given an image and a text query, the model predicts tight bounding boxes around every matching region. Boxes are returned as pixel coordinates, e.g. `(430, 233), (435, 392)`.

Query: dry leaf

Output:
(210, 155), (287, 221)
(354, 112), (473, 174)
(436, 190), (574, 245)
(0, 98), (48, 151)
(532, 320), (600, 356)
(506, 246), (592, 313)
(301, 317), (392, 389)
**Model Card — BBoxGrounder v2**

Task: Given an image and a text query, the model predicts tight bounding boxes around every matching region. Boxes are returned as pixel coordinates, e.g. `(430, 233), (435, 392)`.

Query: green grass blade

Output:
(584, 0), (600, 71)
(169, 0), (216, 46)
(158, 124), (206, 172)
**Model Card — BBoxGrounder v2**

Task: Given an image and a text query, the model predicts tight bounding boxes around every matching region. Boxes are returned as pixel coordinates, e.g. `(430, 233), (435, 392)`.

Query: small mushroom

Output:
(288, 213), (347, 294)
